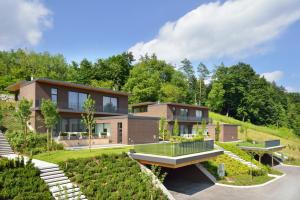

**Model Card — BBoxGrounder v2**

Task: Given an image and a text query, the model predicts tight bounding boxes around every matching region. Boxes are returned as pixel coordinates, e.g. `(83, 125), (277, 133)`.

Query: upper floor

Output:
(6, 78), (129, 115)
(130, 102), (209, 122)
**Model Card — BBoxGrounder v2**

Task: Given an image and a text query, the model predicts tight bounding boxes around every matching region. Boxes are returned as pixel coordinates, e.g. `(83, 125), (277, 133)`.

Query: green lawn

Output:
(237, 141), (265, 148)
(33, 146), (132, 164)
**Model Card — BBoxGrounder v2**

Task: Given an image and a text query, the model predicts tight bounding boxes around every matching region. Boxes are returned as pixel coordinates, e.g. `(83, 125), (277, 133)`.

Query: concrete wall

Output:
(207, 124), (216, 140)
(133, 104), (168, 119)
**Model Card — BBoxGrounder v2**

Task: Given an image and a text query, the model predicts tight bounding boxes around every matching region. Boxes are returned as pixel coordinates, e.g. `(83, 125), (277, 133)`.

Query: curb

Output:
(215, 173), (286, 188)
(279, 163), (300, 167)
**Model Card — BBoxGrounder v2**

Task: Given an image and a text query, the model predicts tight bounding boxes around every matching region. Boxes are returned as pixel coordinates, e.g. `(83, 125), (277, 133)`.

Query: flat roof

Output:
(238, 145), (286, 152)
(6, 78), (129, 96)
(131, 102), (209, 110)
(95, 114), (160, 120)
(130, 149), (223, 168)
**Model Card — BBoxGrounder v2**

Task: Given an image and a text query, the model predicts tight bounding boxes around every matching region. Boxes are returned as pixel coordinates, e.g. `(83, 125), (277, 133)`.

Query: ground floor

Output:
(165, 165), (300, 200)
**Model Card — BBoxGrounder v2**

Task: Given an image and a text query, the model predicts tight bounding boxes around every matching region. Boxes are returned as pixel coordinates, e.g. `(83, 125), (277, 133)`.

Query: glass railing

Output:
(134, 140), (214, 157)
(237, 140), (281, 148)
(172, 115), (209, 122)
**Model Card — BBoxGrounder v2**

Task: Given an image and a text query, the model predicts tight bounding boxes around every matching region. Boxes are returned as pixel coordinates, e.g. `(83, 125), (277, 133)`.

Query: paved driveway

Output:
(165, 165), (300, 200)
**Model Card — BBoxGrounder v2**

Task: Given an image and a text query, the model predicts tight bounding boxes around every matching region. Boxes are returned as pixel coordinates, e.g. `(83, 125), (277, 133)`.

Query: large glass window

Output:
(179, 108), (188, 119)
(103, 96), (118, 112)
(51, 88), (57, 103)
(95, 123), (111, 137)
(132, 106), (147, 113)
(61, 118), (85, 133)
(196, 110), (202, 119)
(68, 91), (87, 111)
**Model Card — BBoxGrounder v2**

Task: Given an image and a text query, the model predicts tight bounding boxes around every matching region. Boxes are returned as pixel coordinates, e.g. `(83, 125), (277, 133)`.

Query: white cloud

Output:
(261, 71), (284, 82)
(0, 0), (52, 50)
(285, 86), (299, 93)
(129, 0), (300, 63)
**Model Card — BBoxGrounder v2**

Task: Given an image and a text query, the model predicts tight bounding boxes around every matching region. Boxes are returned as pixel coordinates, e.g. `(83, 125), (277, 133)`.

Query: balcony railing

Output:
(171, 115), (209, 122)
(35, 99), (128, 114)
(134, 140), (214, 157)
(237, 140), (281, 148)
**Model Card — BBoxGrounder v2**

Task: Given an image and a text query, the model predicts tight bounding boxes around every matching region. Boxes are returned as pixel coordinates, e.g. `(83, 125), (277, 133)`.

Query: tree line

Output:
(0, 49), (299, 135)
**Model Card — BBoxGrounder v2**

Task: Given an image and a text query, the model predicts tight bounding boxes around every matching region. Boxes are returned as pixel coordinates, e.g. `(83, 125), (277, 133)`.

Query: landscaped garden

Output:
(202, 154), (273, 186)
(0, 157), (52, 200)
(59, 153), (167, 200)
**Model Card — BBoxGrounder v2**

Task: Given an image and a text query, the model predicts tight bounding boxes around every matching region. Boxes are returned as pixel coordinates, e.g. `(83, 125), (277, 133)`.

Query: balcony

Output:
(134, 140), (214, 157)
(171, 115), (209, 122)
(237, 140), (285, 152)
(34, 99), (128, 114)
(130, 139), (223, 168)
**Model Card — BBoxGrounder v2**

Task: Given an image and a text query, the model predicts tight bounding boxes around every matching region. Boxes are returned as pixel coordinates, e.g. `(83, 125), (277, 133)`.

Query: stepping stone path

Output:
(0, 132), (87, 200)
(224, 150), (259, 169)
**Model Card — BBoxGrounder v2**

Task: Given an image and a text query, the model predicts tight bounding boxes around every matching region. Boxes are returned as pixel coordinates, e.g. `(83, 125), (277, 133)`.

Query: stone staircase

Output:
(39, 165), (87, 200)
(224, 150), (259, 169)
(0, 132), (14, 155)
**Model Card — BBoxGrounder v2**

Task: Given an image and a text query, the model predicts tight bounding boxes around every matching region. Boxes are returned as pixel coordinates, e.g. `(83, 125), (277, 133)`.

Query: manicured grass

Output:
(237, 141), (265, 148)
(33, 146), (132, 164)
(218, 174), (274, 186)
(60, 153), (167, 200)
(283, 159), (300, 166)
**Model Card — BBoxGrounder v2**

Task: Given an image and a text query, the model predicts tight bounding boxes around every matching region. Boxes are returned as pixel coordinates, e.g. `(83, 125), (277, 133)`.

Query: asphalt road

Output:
(164, 165), (300, 200)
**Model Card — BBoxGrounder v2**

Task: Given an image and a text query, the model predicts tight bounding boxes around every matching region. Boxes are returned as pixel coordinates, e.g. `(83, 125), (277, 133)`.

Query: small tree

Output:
(159, 117), (167, 141)
(41, 99), (59, 151)
(215, 122), (220, 141)
(240, 125), (245, 140)
(173, 119), (179, 136)
(15, 98), (32, 148)
(201, 119), (207, 135)
(81, 95), (96, 152)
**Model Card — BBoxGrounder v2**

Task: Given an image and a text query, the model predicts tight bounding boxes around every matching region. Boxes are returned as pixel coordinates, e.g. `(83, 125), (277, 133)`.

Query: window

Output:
(196, 110), (202, 119)
(132, 106), (147, 113)
(60, 118), (85, 133)
(68, 91), (87, 111)
(103, 96), (118, 112)
(51, 88), (57, 103)
(179, 108), (188, 119)
(95, 123), (111, 137)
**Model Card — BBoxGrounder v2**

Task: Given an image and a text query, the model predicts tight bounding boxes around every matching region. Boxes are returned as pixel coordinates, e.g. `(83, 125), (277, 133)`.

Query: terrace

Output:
(130, 139), (224, 168)
(237, 139), (285, 152)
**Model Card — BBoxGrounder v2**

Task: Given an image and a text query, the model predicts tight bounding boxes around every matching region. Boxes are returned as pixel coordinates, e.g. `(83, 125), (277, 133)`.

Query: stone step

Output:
(52, 187), (80, 197)
(50, 183), (75, 193)
(54, 191), (82, 200)
(44, 176), (69, 184)
(41, 170), (64, 177)
(40, 167), (60, 173)
(48, 179), (71, 187)
(41, 173), (65, 180)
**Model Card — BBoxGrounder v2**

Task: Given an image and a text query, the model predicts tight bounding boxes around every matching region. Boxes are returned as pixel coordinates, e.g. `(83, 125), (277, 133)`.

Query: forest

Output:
(0, 49), (299, 135)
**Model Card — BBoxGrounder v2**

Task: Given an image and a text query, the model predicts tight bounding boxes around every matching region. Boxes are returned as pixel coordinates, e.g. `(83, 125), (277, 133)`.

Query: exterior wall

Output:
(127, 118), (159, 144)
(133, 104), (168, 119)
(220, 124), (238, 142)
(95, 118), (128, 144)
(166, 105), (209, 120)
(207, 125), (216, 140)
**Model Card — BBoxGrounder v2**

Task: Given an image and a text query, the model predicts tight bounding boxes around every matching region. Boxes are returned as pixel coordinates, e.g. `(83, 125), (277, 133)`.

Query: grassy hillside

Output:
(210, 112), (300, 160)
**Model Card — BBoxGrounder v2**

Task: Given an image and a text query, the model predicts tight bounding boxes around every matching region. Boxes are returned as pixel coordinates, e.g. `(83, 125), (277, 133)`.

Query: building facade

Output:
(6, 78), (129, 136)
(131, 102), (209, 135)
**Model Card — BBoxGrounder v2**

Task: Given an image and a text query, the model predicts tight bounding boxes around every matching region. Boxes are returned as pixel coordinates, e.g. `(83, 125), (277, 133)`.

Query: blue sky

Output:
(0, 0), (300, 92)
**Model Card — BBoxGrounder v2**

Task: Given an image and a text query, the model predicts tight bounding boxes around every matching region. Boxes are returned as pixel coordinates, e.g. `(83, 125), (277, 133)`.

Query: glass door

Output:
(117, 122), (122, 143)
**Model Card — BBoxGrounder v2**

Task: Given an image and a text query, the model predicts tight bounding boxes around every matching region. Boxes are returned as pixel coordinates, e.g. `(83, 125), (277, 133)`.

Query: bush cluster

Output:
(0, 157), (52, 200)
(5, 131), (64, 155)
(169, 135), (204, 143)
(59, 153), (167, 200)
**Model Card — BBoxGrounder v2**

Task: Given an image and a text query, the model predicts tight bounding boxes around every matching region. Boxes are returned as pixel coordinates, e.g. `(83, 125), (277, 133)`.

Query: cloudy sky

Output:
(0, 0), (300, 92)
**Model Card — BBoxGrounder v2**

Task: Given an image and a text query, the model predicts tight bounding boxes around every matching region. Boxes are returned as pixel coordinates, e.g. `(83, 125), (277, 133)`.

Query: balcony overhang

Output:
(238, 145), (286, 153)
(129, 149), (224, 168)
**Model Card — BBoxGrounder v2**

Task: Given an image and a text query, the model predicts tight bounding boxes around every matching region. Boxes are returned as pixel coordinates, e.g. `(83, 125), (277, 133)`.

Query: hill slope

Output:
(210, 112), (300, 160)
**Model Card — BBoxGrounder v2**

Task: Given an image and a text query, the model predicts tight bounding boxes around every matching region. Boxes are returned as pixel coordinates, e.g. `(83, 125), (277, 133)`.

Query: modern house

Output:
(131, 102), (209, 135)
(207, 124), (239, 142)
(6, 78), (159, 146)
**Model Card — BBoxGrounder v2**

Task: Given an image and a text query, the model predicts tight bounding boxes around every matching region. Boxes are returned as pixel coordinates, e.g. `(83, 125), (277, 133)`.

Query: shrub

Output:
(0, 157), (52, 200)
(250, 168), (267, 176)
(6, 130), (63, 155)
(60, 153), (167, 200)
